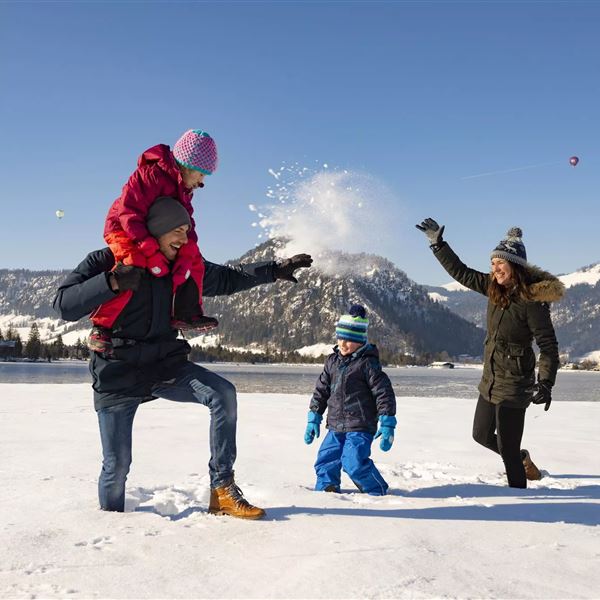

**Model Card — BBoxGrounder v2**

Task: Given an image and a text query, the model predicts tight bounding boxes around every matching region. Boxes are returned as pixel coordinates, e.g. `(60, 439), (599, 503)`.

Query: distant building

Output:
(0, 340), (17, 360)
(457, 354), (475, 362)
(429, 361), (455, 369)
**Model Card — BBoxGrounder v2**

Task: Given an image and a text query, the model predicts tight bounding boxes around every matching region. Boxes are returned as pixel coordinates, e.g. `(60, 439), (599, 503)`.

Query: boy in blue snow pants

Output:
(303, 305), (397, 495)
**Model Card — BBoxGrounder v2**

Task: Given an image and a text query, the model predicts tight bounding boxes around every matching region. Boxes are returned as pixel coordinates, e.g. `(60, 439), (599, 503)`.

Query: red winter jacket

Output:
(104, 144), (198, 245)
(92, 144), (205, 329)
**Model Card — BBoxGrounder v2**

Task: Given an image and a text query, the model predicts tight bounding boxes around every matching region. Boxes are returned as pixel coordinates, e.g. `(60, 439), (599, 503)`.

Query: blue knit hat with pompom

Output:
(335, 304), (369, 343)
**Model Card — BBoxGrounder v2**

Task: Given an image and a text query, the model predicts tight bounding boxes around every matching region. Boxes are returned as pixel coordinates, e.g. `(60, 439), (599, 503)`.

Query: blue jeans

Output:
(314, 430), (388, 496)
(97, 361), (237, 511)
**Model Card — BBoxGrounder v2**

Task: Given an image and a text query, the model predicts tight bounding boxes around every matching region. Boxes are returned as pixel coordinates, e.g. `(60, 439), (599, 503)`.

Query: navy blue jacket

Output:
(53, 248), (276, 410)
(309, 344), (396, 435)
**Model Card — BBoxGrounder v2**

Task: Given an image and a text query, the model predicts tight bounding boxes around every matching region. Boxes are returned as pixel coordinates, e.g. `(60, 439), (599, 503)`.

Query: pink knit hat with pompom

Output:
(173, 129), (218, 175)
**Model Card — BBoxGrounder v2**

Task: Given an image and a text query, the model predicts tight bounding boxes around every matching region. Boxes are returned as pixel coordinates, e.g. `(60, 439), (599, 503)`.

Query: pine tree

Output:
(15, 334), (22, 358)
(53, 334), (66, 359)
(73, 337), (89, 360)
(42, 343), (53, 362)
(25, 323), (42, 361)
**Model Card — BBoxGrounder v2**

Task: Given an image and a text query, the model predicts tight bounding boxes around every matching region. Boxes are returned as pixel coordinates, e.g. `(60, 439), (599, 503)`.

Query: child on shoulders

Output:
(89, 129), (218, 354)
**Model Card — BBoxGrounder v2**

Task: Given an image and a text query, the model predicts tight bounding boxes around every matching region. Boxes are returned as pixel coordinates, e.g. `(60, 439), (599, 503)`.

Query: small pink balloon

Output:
(569, 156), (579, 167)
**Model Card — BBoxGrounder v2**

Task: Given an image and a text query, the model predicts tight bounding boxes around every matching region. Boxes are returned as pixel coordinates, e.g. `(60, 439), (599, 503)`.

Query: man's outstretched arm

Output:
(203, 254), (312, 297)
(54, 249), (313, 318)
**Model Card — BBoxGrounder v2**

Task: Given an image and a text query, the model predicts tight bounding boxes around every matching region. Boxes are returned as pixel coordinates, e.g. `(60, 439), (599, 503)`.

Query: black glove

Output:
(110, 262), (144, 292)
(274, 254), (313, 283)
(415, 218), (445, 247)
(531, 379), (552, 411)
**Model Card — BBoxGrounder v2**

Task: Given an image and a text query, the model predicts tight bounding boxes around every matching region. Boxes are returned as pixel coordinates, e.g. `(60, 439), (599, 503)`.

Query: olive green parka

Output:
(433, 242), (564, 408)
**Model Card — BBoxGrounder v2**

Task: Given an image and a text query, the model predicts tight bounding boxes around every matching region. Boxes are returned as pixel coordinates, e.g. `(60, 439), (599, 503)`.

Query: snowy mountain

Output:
(0, 243), (484, 357)
(0, 269), (69, 319)
(559, 262), (600, 289)
(426, 262), (600, 359)
(0, 269), (91, 345)
(426, 284), (488, 329)
(2, 252), (597, 360)
(201, 241), (484, 357)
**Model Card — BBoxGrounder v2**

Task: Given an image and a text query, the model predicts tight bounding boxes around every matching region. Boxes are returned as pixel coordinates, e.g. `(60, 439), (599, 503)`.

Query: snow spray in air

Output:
(249, 163), (400, 276)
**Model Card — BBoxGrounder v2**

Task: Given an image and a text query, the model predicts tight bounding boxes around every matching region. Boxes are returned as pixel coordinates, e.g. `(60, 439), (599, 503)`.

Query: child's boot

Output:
(171, 314), (219, 334)
(323, 484), (340, 493)
(172, 279), (218, 333)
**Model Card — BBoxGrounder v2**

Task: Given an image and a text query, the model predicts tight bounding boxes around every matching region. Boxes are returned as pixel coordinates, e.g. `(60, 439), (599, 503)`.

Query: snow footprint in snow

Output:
(7, 582), (78, 598)
(382, 461), (462, 483)
(74, 535), (113, 550)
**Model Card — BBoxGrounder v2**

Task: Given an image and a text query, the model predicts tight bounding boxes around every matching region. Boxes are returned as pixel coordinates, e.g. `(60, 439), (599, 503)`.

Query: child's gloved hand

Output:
(172, 242), (200, 287)
(146, 251), (170, 277)
(374, 415), (397, 452)
(172, 259), (192, 287)
(138, 237), (160, 258)
(304, 411), (322, 444)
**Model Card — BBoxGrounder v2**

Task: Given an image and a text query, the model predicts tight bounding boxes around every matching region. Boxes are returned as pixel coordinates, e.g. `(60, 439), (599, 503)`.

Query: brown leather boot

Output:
(521, 449), (542, 480)
(208, 479), (266, 520)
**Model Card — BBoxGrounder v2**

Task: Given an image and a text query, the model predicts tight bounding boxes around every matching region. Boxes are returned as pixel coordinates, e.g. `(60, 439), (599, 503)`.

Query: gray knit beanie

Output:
(490, 227), (528, 267)
(146, 197), (191, 238)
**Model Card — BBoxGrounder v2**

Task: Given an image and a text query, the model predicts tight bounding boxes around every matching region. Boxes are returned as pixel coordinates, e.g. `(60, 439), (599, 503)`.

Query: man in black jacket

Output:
(54, 197), (312, 519)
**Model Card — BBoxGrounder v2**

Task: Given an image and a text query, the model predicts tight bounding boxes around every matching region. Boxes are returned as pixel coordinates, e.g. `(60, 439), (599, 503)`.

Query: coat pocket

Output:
(504, 344), (534, 377)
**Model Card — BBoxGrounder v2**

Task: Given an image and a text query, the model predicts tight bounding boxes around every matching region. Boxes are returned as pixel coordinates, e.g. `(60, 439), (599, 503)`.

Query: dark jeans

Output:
(96, 360), (237, 511)
(472, 395), (527, 488)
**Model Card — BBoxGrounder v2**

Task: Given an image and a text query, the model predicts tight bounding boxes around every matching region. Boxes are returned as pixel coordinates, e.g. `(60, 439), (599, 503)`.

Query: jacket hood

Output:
(138, 144), (179, 175)
(526, 265), (565, 303)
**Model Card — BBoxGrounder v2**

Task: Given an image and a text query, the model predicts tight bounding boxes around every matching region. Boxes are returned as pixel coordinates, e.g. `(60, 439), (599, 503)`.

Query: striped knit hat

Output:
(335, 304), (369, 344)
(173, 129), (218, 175)
(490, 227), (528, 267)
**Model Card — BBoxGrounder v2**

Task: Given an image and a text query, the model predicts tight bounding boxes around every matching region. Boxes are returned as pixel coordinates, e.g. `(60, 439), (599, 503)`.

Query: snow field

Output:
(1, 384), (599, 599)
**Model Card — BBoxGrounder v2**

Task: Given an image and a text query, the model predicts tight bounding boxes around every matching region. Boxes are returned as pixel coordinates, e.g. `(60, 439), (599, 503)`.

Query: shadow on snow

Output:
(402, 482), (600, 501)
(265, 501), (600, 526)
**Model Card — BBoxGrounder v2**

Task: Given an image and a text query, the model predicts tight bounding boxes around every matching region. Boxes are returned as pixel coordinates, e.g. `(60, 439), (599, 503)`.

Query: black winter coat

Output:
(309, 344), (396, 435)
(433, 242), (564, 407)
(53, 248), (276, 410)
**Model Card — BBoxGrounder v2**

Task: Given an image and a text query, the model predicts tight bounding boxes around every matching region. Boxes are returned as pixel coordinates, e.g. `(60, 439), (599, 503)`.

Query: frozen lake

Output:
(0, 361), (598, 401)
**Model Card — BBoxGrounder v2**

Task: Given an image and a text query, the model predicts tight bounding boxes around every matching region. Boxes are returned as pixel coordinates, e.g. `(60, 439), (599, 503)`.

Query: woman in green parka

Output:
(416, 219), (565, 488)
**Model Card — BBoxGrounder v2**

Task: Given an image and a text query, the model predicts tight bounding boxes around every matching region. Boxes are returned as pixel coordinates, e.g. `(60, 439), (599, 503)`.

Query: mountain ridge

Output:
(0, 242), (484, 357)
(1, 245), (597, 360)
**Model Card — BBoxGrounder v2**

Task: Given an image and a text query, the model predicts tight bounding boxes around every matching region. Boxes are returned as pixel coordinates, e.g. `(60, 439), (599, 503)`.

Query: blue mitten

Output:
(374, 415), (397, 452)
(304, 411), (322, 444)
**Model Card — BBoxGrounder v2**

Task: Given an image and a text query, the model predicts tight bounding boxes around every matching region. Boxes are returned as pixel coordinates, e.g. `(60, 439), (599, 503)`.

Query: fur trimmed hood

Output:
(526, 265), (565, 303)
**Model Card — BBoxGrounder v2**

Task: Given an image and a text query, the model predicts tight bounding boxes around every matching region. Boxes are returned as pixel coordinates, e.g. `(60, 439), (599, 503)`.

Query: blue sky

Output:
(1, 1), (598, 285)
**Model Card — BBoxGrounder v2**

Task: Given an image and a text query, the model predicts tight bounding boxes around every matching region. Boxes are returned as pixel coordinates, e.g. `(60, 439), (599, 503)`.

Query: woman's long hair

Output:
(488, 262), (534, 308)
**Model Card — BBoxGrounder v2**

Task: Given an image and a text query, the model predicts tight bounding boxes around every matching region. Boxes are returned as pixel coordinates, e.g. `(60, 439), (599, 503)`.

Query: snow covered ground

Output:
(1, 384), (599, 599)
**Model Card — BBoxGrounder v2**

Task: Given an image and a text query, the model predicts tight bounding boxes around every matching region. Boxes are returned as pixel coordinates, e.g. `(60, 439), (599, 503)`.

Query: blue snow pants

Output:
(314, 430), (388, 496)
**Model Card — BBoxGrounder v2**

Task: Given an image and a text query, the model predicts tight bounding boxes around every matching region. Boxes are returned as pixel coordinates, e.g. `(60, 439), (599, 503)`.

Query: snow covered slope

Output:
(0, 384), (598, 599)
(559, 262), (600, 288)
(0, 241), (485, 356)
